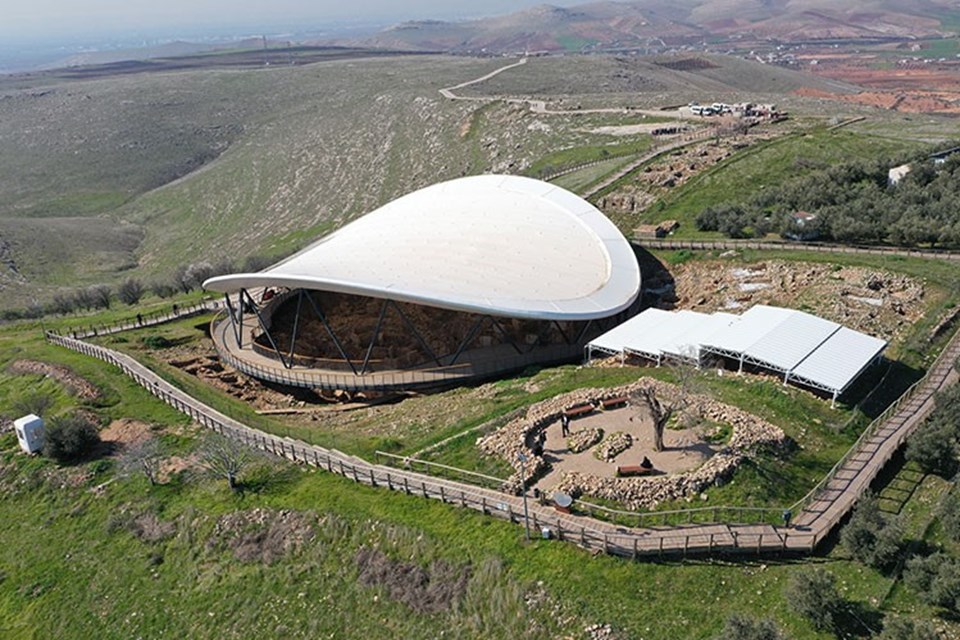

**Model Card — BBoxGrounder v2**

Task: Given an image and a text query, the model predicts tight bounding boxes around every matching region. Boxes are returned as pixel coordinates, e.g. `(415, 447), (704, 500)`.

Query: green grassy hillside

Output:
(1, 305), (959, 639)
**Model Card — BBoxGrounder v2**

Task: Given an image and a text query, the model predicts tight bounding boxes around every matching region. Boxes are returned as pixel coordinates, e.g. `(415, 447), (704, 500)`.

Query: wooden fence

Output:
(47, 331), (825, 558)
(45, 303), (960, 559)
(637, 238), (960, 262)
(56, 299), (219, 340)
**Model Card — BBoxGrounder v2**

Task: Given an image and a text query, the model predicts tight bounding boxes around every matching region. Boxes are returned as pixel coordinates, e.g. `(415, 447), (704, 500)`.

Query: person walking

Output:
(561, 414), (570, 437)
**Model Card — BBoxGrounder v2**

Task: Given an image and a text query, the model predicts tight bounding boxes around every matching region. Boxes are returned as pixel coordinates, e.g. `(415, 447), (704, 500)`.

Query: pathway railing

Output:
(48, 330), (824, 558)
(43, 287), (960, 559)
(638, 238), (960, 262)
(53, 298), (219, 340)
(374, 450), (508, 492)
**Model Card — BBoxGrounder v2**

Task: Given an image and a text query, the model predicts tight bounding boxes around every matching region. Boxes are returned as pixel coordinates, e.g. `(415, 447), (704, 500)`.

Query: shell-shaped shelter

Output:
(204, 175), (641, 392)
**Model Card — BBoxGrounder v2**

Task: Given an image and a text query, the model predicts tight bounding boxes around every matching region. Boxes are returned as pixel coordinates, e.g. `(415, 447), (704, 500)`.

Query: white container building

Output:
(14, 414), (45, 454)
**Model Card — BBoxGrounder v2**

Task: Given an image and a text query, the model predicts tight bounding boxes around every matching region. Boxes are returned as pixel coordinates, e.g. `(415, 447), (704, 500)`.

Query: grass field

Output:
(2, 305), (959, 639)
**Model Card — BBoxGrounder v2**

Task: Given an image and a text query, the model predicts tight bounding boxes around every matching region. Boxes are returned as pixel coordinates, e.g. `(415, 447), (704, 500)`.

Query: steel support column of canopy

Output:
(287, 290), (306, 365)
(224, 293), (243, 348)
(389, 300), (443, 367)
(449, 315), (488, 366)
(242, 288), (291, 370)
(361, 300), (390, 375)
(302, 291), (359, 375)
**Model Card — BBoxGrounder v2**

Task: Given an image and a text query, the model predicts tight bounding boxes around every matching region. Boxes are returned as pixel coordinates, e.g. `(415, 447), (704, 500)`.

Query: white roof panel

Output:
(204, 175), (640, 321)
(743, 308), (840, 371)
(700, 305), (794, 354)
(659, 310), (716, 359)
(790, 327), (888, 393)
(588, 308), (673, 355)
(666, 312), (739, 360)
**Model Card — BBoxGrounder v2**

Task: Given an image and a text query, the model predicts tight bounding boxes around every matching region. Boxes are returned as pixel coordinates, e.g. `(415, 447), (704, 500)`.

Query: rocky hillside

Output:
(348, 0), (957, 53)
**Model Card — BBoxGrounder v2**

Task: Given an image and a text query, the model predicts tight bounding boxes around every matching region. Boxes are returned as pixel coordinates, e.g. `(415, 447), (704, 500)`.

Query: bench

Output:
(600, 396), (629, 410)
(616, 465), (654, 478)
(563, 404), (595, 419)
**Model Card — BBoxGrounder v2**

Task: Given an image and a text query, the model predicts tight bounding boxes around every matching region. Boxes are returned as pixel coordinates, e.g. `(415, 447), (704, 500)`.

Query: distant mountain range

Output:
(340, 0), (959, 53)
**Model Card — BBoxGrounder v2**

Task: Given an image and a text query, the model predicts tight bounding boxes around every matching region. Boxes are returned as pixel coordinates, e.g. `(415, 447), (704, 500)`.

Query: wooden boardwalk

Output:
(46, 320), (960, 558)
(209, 309), (582, 392)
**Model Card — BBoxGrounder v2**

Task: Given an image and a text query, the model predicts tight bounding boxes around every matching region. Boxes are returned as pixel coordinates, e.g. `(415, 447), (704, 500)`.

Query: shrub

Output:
(12, 391), (55, 418)
(44, 414), (101, 463)
(906, 422), (958, 477)
(88, 284), (112, 310)
(904, 553), (960, 612)
(117, 278), (145, 305)
(877, 617), (941, 640)
(142, 335), (174, 349)
(940, 487), (960, 543)
(840, 494), (904, 570)
(149, 281), (176, 298)
(786, 568), (844, 633)
(712, 614), (784, 640)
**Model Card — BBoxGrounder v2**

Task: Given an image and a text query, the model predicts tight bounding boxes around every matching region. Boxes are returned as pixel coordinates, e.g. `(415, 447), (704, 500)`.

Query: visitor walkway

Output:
(209, 310), (581, 392)
(46, 311), (960, 558)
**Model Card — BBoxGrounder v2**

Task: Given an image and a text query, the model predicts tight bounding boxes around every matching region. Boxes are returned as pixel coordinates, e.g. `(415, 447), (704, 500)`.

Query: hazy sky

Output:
(0, 0), (584, 41)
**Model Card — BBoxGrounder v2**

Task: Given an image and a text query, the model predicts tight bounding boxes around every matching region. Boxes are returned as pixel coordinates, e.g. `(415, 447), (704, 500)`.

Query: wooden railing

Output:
(56, 299), (219, 339)
(637, 238), (960, 262)
(44, 285), (960, 558)
(48, 330), (824, 558)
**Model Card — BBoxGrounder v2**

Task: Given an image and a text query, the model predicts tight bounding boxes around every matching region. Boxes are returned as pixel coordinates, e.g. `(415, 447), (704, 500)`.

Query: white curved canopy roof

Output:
(205, 175), (640, 321)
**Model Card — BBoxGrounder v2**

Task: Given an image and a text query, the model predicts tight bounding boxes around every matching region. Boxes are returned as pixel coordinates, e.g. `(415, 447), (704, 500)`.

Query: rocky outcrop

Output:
(595, 432), (632, 462)
(568, 428), (603, 454)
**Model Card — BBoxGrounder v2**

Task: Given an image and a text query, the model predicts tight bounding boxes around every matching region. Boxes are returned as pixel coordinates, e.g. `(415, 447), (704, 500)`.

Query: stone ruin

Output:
(476, 379), (787, 509)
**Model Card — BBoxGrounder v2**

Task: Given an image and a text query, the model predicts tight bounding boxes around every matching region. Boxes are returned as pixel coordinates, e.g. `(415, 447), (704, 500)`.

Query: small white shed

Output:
(14, 414), (44, 454)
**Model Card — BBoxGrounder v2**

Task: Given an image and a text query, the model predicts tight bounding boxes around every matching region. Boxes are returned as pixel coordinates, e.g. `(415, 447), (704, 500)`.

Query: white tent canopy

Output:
(587, 304), (887, 402)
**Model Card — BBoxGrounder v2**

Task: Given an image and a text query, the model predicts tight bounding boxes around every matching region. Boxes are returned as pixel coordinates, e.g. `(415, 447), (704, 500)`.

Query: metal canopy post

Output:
(361, 300), (390, 374)
(490, 317), (524, 355)
(287, 290), (305, 364)
(450, 315), (487, 366)
(243, 289), (291, 369)
(302, 292), (359, 375)
(224, 293), (243, 347)
(574, 320), (594, 345)
(552, 320), (573, 346)
(389, 301), (443, 367)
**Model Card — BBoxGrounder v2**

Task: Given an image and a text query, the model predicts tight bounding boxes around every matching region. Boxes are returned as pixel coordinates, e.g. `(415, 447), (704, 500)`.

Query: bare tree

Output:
(89, 284), (112, 309)
(119, 438), (164, 486)
(198, 433), (250, 492)
(117, 278), (145, 305)
(633, 387), (674, 452)
(633, 352), (702, 452)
